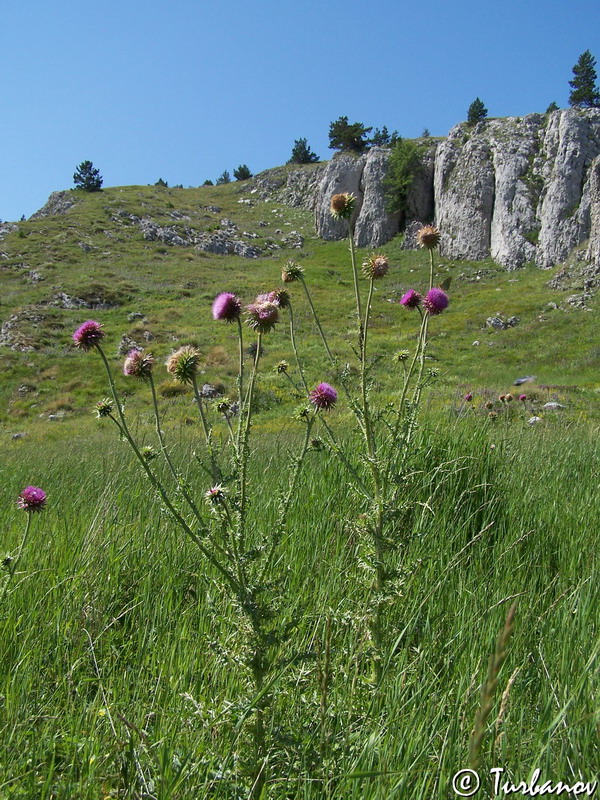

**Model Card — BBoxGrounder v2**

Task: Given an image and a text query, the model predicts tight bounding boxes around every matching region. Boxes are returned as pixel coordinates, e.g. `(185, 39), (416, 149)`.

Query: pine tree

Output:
(233, 164), (253, 181)
(467, 98), (488, 126)
(328, 116), (372, 153)
(73, 161), (103, 192)
(287, 138), (319, 164)
(216, 170), (231, 185)
(569, 50), (600, 107)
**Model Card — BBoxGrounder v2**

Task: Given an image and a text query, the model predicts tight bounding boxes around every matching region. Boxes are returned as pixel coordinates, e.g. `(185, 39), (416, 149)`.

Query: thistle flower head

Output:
(267, 288), (291, 309)
(73, 320), (105, 351)
(274, 360), (289, 374)
(309, 382), (337, 411)
(519, 393), (527, 402)
(400, 289), (422, 309)
(216, 400), (231, 414)
(330, 192), (356, 220)
(212, 292), (242, 322)
(205, 484), (227, 505)
(245, 300), (279, 333)
(488, 411), (498, 420)
(362, 253), (389, 280)
(123, 348), (154, 380)
(499, 394), (506, 403)
(485, 401), (494, 410)
(464, 392), (473, 402)
(281, 259), (304, 283)
(142, 445), (158, 461)
(416, 225), (441, 250)
(95, 398), (114, 418)
(423, 287), (449, 315)
(505, 393), (514, 403)
(166, 345), (201, 384)
(394, 349), (410, 363)
(17, 486), (47, 513)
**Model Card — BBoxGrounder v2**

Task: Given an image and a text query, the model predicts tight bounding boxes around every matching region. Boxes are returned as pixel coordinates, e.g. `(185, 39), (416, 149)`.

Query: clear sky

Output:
(1, 0), (599, 221)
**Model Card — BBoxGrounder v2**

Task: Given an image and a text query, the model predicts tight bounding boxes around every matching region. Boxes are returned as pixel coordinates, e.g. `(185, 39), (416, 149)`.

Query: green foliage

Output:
(421, 127), (431, 138)
(216, 169), (231, 185)
(154, 177), (168, 187)
(569, 50), (600, 107)
(467, 97), (488, 126)
(545, 101), (559, 113)
(287, 137), (319, 164)
(371, 125), (399, 146)
(72, 160), (103, 192)
(328, 115), (372, 153)
(383, 137), (422, 215)
(233, 164), (253, 181)
(202, 178), (214, 186)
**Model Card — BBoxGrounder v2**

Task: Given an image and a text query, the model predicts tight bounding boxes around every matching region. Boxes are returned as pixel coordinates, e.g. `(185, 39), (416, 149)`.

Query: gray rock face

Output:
(434, 109), (600, 269)
(30, 191), (78, 219)
(314, 153), (366, 240)
(586, 155), (600, 266)
(354, 147), (401, 248)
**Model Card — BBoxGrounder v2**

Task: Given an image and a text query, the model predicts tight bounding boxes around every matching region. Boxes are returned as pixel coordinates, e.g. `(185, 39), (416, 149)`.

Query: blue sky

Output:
(2, 0), (599, 221)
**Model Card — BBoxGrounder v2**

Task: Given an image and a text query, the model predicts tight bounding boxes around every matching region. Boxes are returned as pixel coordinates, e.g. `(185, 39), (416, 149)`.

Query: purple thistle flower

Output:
(73, 320), (105, 351)
(309, 382), (337, 411)
(245, 300), (279, 333)
(212, 292), (242, 322)
(464, 392), (473, 402)
(267, 288), (291, 309)
(123, 348), (154, 379)
(400, 289), (421, 309)
(423, 288), (449, 315)
(519, 393), (527, 402)
(17, 486), (47, 513)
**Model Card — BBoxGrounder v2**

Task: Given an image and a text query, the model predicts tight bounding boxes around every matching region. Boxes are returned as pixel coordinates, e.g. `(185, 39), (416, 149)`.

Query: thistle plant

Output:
(281, 203), (450, 681)
(1, 486), (47, 603)
(72, 295), (325, 798)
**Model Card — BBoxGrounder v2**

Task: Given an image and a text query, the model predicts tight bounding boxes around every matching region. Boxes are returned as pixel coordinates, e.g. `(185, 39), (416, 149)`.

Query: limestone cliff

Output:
(313, 109), (600, 271)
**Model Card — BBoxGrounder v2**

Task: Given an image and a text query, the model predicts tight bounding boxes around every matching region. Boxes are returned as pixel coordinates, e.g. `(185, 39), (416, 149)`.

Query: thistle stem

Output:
(0, 514), (32, 603)
(288, 301), (309, 394)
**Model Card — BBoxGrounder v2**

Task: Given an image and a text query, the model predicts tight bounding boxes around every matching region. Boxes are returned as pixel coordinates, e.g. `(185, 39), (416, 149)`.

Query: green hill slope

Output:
(1, 170), (598, 442)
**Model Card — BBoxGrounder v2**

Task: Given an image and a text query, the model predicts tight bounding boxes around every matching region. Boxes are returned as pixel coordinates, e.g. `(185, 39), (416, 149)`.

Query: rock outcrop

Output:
(312, 109), (600, 271)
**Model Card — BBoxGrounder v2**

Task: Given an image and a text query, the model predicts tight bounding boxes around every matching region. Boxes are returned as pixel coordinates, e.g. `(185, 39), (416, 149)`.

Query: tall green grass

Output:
(1, 417), (598, 798)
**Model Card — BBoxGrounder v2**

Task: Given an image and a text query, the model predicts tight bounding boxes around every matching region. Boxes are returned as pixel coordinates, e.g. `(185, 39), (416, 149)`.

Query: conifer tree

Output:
(569, 50), (600, 107)
(233, 164), (253, 181)
(467, 98), (488, 126)
(73, 161), (103, 191)
(287, 138), (319, 164)
(328, 116), (372, 153)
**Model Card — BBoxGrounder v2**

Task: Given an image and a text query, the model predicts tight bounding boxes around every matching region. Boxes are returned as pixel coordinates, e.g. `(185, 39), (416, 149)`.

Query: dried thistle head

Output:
(123, 348), (154, 380)
(281, 260), (304, 283)
(416, 225), (441, 250)
(166, 346), (201, 384)
(394, 349), (410, 363)
(330, 193), (356, 220)
(362, 253), (389, 280)
(267, 288), (291, 309)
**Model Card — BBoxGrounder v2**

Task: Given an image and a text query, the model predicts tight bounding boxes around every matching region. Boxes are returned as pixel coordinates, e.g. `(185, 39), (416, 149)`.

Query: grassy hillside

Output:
(1, 169), (599, 446)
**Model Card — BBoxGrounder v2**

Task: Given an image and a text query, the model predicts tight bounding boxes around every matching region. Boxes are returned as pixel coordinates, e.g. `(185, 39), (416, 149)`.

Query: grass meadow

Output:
(1, 175), (600, 798)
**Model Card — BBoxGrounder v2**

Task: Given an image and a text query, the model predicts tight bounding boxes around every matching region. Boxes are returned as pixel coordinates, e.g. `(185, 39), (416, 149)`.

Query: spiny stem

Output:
(0, 514), (32, 604)
(299, 276), (335, 366)
(347, 218), (363, 346)
(288, 301), (309, 394)
(191, 374), (220, 482)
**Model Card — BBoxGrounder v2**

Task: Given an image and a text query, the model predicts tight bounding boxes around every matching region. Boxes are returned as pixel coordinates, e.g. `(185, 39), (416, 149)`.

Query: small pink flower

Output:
(123, 348), (154, 379)
(17, 486), (47, 512)
(212, 292), (242, 322)
(400, 290), (421, 309)
(423, 288), (449, 315)
(309, 382), (337, 411)
(519, 393), (527, 402)
(246, 300), (279, 333)
(73, 320), (104, 350)
(464, 392), (473, 402)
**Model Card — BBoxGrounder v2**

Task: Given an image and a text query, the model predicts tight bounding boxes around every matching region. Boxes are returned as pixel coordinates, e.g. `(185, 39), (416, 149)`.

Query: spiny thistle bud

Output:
(293, 405), (310, 421)
(166, 345), (201, 384)
(205, 484), (227, 504)
(17, 486), (47, 513)
(309, 437), (325, 451)
(216, 400), (231, 414)
(362, 253), (389, 280)
(274, 360), (289, 374)
(330, 192), (356, 220)
(73, 320), (105, 351)
(95, 398), (114, 418)
(416, 225), (441, 250)
(245, 300), (279, 334)
(141, 445), (158, 461)
(394, 349), (410, 363)
(267, 288), (291, 309)
(400, 289), (421, 309)
(212, 292), (242, 322)
(427, 367), (440, 379)
(309, 382), (337, 411)
(423, 288), (449, 315)
(281, 260), (304, 283)
(123, 348), (154, 380)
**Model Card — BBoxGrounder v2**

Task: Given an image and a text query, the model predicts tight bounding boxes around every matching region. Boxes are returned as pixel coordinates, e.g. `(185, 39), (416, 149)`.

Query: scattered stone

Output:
(514, 375), (536, 385)
(142, 330), (154, 341)
(127, 311), (146, 322)
(11, 432), (27, 440)
(30, 190), (79, 219)
(472, 340), (480, 346)
(543, 401), (565, 410)
(485, 315), (520, 330)
(118, 335), (140, 355)
(78, 241), (93, 252)
(26, 270), (44, 283)
(280, 231), (304, 249)
(528, 416), (543, 425)
(200, 384), (221, 398)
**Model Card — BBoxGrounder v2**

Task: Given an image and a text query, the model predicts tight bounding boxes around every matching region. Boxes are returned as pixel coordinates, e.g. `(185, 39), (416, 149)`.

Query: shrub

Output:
(233, 164), (253, 181)
(287, 138), (319, 164)
(328, 116), (372, 153)
(384, 137), (422, 215)
(73, 160), (103, 191)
